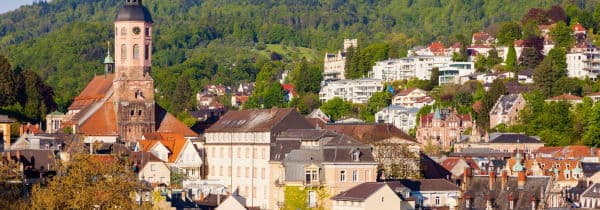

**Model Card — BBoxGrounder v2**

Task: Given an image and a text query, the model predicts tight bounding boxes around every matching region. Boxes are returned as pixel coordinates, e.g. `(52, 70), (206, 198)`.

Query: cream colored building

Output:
(323, 39), (357, 81)
(489, 94), (526, 128)
(269, 129), (379, 209)
(331, 183), (404, 210)
(204, 108), (313, 209)
(0, 115), (14, 150)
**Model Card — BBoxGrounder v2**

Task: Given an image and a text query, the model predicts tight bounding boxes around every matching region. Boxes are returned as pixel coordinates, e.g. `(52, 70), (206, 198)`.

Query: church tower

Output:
(113, 0), (155, 142)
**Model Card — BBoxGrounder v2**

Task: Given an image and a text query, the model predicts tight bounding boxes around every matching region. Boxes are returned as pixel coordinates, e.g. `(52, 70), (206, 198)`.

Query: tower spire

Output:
(103, 41), (114, 75)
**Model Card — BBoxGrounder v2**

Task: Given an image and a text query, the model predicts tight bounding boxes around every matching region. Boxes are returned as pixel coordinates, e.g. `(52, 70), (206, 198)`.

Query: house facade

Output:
(567, 44), (600, 80)
(391, 88), (434, 108)
(489, 94), (526, 128)
(319, 79), (383, 104)
(204, 108), (313, 209)
(416, 108), (472, 151)
(136, 132), (203, 179)
(323, 39), (357, 81)
(374, 105), (419, 133)
(370, 56), (452, 81)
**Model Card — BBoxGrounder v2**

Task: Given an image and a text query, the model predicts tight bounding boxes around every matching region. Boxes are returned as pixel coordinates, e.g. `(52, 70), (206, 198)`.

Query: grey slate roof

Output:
(276, 129), (336, 140)
(115, 1), (153, 22)
(460, 176), (550, 210)
(0, 115), (14, 123)
(582, 162), (600, 177)
(387, 179), (460, 192)
(489, 133), (542, 144)
(582, 183), (600, 198)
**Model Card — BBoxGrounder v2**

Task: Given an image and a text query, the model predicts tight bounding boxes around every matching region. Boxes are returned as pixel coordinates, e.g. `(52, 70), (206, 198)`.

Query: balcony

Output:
(304, 180), (322, 187)
(275, 179), (286, 187)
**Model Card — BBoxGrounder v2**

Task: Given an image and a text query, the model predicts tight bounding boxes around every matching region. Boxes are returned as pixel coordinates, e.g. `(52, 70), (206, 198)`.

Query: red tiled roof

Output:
(546, 94), (583, 101)
(281, 83), (298, 97)
(78, 102), (118, 136)
(573, 23), (586, 32)
(451, 42), (462, 49)
(587, 92), (600, 97)
(472, 32), (491, 42)
(537, 145), (600, 159)
(155, 105), (198, 137)
(395, 88), (418, 96)
(140, 132), (188, 163)
(470, 44), (492, 49)
(429, 42), (445, 53)
(69, 74), (114, 110)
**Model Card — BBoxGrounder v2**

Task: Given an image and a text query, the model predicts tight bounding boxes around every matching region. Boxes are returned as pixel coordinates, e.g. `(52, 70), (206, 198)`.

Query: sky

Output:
(0, 0), (37, 14)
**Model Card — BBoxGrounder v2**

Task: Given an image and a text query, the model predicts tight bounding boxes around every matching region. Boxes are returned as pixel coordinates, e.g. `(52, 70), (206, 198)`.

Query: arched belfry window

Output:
(121, 44), (127, 59)
(133, 45), (140, 59)
(121, 27), (127, 36)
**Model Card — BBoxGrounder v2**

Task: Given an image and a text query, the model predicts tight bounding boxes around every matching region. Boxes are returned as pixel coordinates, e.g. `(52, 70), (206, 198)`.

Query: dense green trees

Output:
(478, 79), (507, 130)
(549, 21), (576, 49)
(497, 22), (522, 46)
(288, 60), (322, 95)
(320, 97), (352, 121)
(4, 0), (598, 114)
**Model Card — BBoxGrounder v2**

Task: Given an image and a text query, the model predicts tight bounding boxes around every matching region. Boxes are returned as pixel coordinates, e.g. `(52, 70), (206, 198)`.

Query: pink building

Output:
(416, 108), (472, 151)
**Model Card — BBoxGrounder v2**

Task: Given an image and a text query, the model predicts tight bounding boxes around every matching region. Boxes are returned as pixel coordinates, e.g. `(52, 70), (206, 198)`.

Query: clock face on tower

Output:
(133, 27), (141, 35)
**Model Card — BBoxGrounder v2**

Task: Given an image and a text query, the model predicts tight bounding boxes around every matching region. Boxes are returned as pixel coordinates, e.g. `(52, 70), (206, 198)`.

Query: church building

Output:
(60, 0), (198, 145)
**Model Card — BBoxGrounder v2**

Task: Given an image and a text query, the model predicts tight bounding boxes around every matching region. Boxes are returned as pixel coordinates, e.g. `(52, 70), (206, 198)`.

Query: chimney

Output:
(462, 167), (472, 191)
(217, 194), (221, 205)
(199, 192), (205, 201)
(489, 171), (496, 190)
(508, 194), (515, 210)
(501, 171), (508, 191)
(530, 196), (537, 210)
(518, 171), (527, 189)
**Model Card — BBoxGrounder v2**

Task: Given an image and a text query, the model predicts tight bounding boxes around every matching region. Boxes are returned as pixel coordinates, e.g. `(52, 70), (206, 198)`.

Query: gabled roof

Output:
(536, 145), (599, 159)
(582, 162), (600, 177)
(155, 105), (198, 137)
(331, 182), (389, 202)
(78, 102), (118, 136)
(281, 83), (298, 97)
(206, 108), (311, 132)
(140, 132), (188, 163)
(69, 74), (114, 110)
(130, 151), (163, 169)
(581, 183), (600, 198)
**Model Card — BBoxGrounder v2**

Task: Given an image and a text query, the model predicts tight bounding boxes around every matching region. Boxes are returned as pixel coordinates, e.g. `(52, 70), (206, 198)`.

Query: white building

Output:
(391, 88), (434, 108)
(567, 44), (600, 80)
(375, 105), (420, 133)
(319, 79), (383, 104)
(323, 39), (358, 81)
(203, 108), (313, 209)
(371, 56), (452, 81)
(438, 62), (475, 85)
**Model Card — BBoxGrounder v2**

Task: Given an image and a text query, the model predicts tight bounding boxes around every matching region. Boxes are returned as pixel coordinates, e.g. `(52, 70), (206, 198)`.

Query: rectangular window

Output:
(144, 44), (149, 60)
(352, 170), (358, 182)
(261, 168), (266, 179)
(340, 170), (346, 182)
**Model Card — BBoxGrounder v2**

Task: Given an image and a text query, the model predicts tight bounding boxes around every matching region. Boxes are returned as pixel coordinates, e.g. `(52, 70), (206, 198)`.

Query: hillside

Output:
(0, 0), (598, 110)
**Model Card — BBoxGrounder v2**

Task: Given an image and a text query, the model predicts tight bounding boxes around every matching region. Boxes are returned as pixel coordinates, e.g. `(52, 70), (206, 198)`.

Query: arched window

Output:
(121, 44), (127, 59)
(138, 110), (142, 116)
(133, 45), (140, 59)
(121, 27), (127, 36)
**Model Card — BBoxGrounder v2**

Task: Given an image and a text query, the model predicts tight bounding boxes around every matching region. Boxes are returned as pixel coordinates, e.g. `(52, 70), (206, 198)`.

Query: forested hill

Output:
(0, 0), (597, 110)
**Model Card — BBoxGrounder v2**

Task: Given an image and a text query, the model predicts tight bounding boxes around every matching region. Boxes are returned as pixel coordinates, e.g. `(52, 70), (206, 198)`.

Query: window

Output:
(246, 148), (250, 158)
(145, 26), (149, 36)
(133, 44), (140, 59)
(236, 166), (241, 177)
(340, 170), (346, 182)
(138, 110), (142, 116)
(121, 44), (127, 59)
(245, 167), (250, 178)
(219, 166), (223, 176)
(150, 164), (156, 171)
(130, 110), (135, 116)
(435, 196), (440, 206)
(121, 27), (127, 36)
(144, 44), (149, 60)
(352, 170), (358, 182)
(237, 148), (241, 158)
(352, 150), (360, 161)
(261, 168), (266, 179)
(305, 170), (318, 183)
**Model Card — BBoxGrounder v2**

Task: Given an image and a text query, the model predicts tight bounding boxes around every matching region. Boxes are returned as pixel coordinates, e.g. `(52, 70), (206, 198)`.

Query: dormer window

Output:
(352, 149), (361, 162)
